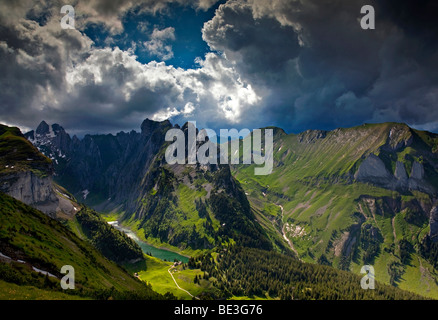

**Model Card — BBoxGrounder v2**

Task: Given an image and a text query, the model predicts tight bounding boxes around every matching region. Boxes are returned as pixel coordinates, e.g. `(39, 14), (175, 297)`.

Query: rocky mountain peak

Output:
(36, 120), (50, 135)
(141, 118), (172, 137)
(34, 121), (68, 138)
(25, 122), (73, 168)
(385, 123), (413, 151)
(264, 126), (286, 137)
(298, 129), (327, 143)
(51, 123), (66, 135)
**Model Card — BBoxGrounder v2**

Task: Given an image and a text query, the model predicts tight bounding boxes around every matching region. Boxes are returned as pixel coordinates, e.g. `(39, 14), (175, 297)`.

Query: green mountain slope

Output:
(23, 120), (277, 255)
(20, 119), (438, 299)
(69, 206), (144, 264)
(0, 123), (81, 219)
(195, 246), (424, 300)
(0, 124), (52, 175)
(120, 143), (275, 255)
(0, 192), (167, 299)
(0, 124), (173, 299)
(233, 122), (438, 298)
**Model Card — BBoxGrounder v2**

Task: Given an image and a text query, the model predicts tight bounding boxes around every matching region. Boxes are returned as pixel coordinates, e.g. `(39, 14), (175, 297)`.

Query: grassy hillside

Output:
(232, 122), (438, 298)
(0, 192), (169, 300)
(123, 255), (219, 300)
(72, 206), (144, 263)
(121, 145), (274, 253)
(0, 279), (88, 300)
(0, 124), (52, 176)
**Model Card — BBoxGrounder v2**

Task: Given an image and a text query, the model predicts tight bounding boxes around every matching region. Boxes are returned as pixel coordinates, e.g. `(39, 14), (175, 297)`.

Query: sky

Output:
(0, 0), (438, 137)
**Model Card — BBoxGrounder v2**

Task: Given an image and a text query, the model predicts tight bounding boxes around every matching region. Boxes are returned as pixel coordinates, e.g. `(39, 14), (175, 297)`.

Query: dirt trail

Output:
(168, 265), (199, 300)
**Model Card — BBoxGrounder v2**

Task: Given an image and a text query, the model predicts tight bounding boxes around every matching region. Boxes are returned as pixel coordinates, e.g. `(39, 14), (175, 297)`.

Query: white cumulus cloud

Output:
(143, 27), (176, 61)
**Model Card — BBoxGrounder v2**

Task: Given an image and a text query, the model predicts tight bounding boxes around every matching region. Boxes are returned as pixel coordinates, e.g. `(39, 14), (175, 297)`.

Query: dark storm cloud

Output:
(377, 0), (438, 44)
(46, 46), (191, 133)
(203, 1), (301, 76)
(202, 0), (438, 133)
(0, 0), (259, 135)
(0, 0), (437, 135)
(0, 0), (222, 133)
(0, 16), (92, 129)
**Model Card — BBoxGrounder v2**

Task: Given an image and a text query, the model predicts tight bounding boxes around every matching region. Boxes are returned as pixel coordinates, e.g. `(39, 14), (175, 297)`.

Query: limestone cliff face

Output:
(0, 171), (58, 218)
(24, 119), (173, 212)
(385, 125), (414, 151)
(0, 123), (79, 219)
(355, 154), (434, 194)
(394, 161), (408, 183)
(354, 154), (393, 184)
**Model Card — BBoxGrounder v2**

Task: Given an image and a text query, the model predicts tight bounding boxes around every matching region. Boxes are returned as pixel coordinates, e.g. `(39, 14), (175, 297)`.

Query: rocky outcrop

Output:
(410, 161), (424, 180)
(0, 123), (81, 219)
(385, 125), (413, 151)
(25, 121), (73, 166)
(298, 129), (327, 144)
(394, 161), (408, 182)
(408, 161), (435, 194)
(429, 206), (438, 242)
(141, 118), (172, 138)
(355, 154), (434, 194)
(354, 154), (393, 185)
(0, 171), (58, 218)
(25, 119), (174, 212)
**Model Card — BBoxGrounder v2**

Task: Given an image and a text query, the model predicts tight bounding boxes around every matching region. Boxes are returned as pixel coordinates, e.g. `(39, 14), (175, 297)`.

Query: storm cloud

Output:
(0, 0), (437, 134)
(202, 0), (438, 132)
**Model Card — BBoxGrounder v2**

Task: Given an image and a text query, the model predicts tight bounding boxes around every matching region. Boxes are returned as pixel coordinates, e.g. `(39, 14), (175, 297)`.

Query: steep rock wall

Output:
(0, 171), (58, 218)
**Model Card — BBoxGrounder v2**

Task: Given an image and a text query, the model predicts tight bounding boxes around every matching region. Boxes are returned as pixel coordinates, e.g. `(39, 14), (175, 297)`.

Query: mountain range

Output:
(1, 119), (438, 299)
(25, 120), (275, 252)
(233, 122), (438, 296)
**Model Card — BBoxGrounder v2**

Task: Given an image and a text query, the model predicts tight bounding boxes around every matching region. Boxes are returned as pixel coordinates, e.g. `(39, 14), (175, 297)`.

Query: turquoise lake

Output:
(108, 221), (189, 263)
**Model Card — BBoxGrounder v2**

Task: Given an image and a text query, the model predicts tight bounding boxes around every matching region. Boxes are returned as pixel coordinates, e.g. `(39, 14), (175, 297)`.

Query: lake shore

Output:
(108, 221), (190, 263)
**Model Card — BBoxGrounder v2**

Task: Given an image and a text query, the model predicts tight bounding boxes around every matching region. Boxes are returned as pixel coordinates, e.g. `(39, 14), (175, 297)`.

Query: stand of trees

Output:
(75, 208), (144, 263)
(190, 246), (423, 300)
(419, 235), (438, 269)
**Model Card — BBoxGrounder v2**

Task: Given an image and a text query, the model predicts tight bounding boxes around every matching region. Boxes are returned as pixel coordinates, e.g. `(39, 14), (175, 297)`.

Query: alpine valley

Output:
(1, 118), (438, 300)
